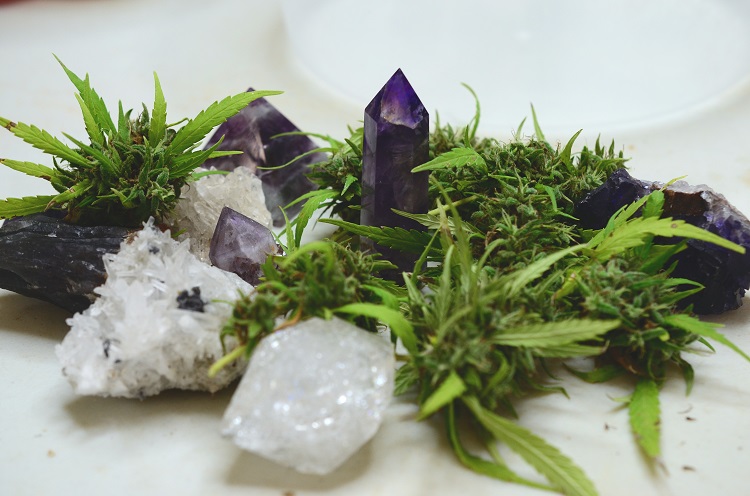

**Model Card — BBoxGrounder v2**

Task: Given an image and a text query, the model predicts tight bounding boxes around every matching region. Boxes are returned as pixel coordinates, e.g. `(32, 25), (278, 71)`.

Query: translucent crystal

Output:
(202, 89), (324, 226)
(221, 317), (395, 475)
(361, 69), (429, 271)
(56, 220), (252, 398)
(209, 206), (280, 285)
(167, 167), (272, 262)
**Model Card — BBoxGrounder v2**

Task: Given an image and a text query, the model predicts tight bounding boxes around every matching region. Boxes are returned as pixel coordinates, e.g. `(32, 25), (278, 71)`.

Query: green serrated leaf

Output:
(464, 396), (598, 496)
(149, 72), (167, 147)
(169, 90), (282, 155)
(412, 147), (486, 173)
(565, 363), (624, 383)
(293, 189), (338, 247)
(73, 93), (104, 146)
(333, 302), (415, 354)
(418, 371), (466, 420)
(446, 403), (553, 491)
(0, 194), (56, 218)
(321, 218), (437, 255)
(63, 133), (120, 178)
(629, 379), (661, 458)
(559, 129), (582, 171)
(590, 216), (744, 260)
(491, 319), (619, 348)
(54, 55), (115, 133)
(530, 104), (547, 144)
(504, 244), (585, 297)
(0, 159), (56, 180)
(663, 314), (750, 363)
(4, 121), (90, 168)
(534, 343), (606, 358)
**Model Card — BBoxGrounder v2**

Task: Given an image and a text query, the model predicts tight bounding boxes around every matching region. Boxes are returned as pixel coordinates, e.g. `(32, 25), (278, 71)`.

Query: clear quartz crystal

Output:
(221, 317), (395, 475)
(167, 167), (272, 262)
(56, 220), (252, 398)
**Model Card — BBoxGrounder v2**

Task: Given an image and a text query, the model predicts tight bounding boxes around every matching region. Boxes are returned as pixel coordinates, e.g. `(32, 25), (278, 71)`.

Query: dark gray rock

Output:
(0, 213), (130, 313)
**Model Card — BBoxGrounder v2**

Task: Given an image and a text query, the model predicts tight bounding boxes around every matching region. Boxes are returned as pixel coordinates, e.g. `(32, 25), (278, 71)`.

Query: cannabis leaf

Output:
(629, 379), (661, 459)
(0, 59), (280, 227)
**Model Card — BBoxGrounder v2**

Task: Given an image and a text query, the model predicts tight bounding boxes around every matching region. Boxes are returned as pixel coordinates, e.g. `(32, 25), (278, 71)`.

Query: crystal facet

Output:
(575, 168), (750, 313)
(361, 69), (430, 271)
(166, 167), (272, 262)
(0, 212), (131, 312)
(221, 317), (395, 475)
(56, 220), (251, 398)
(202, 89), (324, 226)
(209, 207), (280, 285)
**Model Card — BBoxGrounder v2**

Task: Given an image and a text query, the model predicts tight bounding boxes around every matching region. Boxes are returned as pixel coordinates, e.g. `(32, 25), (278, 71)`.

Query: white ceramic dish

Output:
(1, 2), (749, 495)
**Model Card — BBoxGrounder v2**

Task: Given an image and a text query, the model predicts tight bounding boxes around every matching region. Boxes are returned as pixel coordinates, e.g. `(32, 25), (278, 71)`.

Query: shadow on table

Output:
(225, 441), (373, 492)
(0, 290), (70, 339)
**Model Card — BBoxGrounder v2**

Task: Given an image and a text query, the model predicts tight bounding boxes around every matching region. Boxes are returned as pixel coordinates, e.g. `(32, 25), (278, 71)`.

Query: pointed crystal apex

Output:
(209, 207), (279, 285)
(365, 69), (425, 129)
(361, 69), (430, 273)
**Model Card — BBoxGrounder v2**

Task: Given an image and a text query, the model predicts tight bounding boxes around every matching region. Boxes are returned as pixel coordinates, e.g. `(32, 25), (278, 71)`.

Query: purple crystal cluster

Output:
(361, 69), (430, 271)
(202, 89), (326, 226)
(575, 168), (750, 314)
(209, 207), (280, 285)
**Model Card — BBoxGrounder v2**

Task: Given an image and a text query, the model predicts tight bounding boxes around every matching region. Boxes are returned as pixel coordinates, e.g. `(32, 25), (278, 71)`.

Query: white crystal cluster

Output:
(221, 317), (395, 475)
(56, 221), (252, 398)
(167, 167), (273, 262)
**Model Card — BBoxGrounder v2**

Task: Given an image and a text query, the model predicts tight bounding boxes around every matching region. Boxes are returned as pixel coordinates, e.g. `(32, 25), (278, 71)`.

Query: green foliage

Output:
(0, 59), (280, 227)
(217, 239), (404, 364)
(629, 379), (661, 459)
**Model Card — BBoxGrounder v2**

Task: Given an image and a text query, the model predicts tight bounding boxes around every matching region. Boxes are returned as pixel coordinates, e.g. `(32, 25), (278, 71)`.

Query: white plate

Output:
(1, 2), (749, 495)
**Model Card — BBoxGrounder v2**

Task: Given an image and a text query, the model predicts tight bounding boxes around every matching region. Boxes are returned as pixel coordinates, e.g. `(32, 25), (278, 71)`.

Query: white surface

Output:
(0, 1), (749, 495)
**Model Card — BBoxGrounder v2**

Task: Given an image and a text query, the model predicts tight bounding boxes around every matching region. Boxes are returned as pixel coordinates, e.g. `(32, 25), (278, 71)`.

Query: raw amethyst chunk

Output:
(575, 168), (750, 314)
(0, 212), (131, 312)
(361, 69), (430, 272)
(202, 89), (325, 227)
(209, 207), (280, 285)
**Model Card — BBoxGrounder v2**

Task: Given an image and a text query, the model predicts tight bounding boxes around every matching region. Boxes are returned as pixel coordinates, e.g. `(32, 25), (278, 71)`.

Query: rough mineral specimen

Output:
(166, 167), (272, 262)
(361, 69), (430, 272)
(202, 89), (325, 226)
(209, 206), (280, 285)
(0, 212), (130, 313)
(221, 317), (395, 475)
(56, 220), (251, 398)
(575, 168), (750, 314)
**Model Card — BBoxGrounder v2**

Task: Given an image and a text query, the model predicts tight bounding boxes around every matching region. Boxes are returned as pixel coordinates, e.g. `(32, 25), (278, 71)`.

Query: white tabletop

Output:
(1, 2), (749, 495)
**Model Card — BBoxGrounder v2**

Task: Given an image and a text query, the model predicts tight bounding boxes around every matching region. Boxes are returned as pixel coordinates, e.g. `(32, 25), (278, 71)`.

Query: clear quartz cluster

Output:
(221, 317), (395, 475)
(167, 167), (273, 262)
(56, 220), (252, 398)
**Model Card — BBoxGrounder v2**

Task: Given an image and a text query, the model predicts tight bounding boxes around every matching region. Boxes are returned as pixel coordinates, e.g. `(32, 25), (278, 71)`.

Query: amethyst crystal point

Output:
(0, 213), (130, 312)
(209, 207), (280, 285)
(575, 168), (750, 314)
(202, 88), (324, 227)
(361, 69), (429, 271)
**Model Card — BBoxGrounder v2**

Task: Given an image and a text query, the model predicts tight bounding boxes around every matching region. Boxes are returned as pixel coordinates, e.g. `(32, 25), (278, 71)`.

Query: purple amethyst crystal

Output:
(202, 89), (325, 227)
(575, 168), (750, 314)
(209, 207), (280, 285)
(361, 69), (430, 271)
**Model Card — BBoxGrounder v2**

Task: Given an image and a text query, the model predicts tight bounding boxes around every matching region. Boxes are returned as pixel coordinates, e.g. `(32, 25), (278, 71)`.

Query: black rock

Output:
(0, 213), (131, 313)
(575, 168), (750, 314)
(202, 89), (325, 227)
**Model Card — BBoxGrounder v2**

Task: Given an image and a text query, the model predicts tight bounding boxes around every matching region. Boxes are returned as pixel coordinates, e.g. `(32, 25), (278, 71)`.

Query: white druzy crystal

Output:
(221, 317), (395, 475)
(168, 167), (273, 262)
(56, 221), (252, 398)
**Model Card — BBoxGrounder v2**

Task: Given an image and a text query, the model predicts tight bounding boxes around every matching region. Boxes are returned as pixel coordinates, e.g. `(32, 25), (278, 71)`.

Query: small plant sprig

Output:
(209, 210), (410, 377)
(0, 57), (280, 227)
